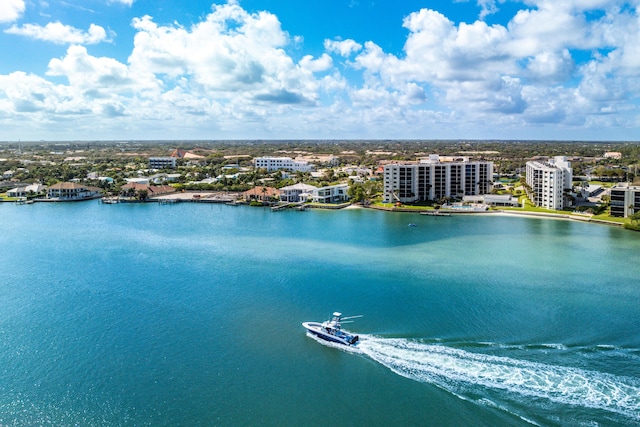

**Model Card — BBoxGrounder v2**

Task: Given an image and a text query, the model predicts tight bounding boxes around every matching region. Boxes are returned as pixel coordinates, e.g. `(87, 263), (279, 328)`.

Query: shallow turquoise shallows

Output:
(1, 202), (639, 426)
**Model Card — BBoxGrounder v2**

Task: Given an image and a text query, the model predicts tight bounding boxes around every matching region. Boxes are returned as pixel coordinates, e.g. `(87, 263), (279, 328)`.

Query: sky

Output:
(1, 0), (640, 142)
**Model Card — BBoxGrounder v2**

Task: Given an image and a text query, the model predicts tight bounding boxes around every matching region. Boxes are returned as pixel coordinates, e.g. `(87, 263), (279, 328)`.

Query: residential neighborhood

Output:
(1, 140), (640, 229)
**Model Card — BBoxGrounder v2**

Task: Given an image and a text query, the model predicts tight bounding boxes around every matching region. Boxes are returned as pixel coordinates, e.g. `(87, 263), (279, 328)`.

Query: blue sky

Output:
(1, 0), (640, 141)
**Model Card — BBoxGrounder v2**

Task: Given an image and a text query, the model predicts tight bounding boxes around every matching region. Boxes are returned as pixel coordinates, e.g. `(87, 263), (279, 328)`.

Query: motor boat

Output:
(302, 312), (361, 346)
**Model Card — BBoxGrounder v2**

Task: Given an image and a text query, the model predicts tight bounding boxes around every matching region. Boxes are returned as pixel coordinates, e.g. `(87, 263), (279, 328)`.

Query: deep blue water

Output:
(1, 201), (639, 426)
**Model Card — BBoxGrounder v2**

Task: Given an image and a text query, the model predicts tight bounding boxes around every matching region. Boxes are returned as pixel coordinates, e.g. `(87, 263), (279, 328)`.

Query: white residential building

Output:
(312, 184), (349, 203)
(383, 155), (494, 203)
(610, 183), (640, 217)
(126, 177), (151, 185)
(47, 182), (102, 200)
(279, 183), (317, 202)
(253, 156), (313, 172)
(149, 157), (177, 169)
(525, 156), (573, 210)
(7, 184), (46, 198)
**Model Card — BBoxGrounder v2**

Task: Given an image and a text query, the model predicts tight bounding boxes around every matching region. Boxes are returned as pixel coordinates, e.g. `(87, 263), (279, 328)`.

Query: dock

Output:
(271, 202), (308, 211)
(421, 211), (451, 216)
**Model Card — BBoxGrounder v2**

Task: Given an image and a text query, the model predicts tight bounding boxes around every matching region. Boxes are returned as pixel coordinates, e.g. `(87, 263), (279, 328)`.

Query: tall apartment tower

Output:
(525, 156), (573, 210)
(383, 155), (494, 203)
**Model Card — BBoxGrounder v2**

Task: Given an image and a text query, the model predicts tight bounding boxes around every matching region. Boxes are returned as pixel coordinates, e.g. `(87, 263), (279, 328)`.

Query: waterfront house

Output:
(120, 183), (176, 200)
(242, 186), (280, 203)
(47, 182), (102, 201)
(311, 183), (350, 203)
(7, 184), (46, 198)
(279, 183), (317, 202)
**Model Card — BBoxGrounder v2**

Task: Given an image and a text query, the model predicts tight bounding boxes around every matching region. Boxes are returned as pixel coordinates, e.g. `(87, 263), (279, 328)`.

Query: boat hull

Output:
(302, 322), (358, 346)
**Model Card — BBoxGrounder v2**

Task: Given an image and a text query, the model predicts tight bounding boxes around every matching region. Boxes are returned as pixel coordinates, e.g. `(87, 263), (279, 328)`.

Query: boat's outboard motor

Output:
(350, 335), (359, 344)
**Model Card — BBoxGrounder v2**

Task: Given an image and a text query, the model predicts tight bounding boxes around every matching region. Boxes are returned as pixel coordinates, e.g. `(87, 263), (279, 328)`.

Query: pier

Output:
(271, 202), (308, 211)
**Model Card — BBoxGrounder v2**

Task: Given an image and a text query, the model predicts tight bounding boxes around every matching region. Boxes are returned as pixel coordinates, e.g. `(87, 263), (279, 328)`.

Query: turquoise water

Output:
(1, 202), (639, 426)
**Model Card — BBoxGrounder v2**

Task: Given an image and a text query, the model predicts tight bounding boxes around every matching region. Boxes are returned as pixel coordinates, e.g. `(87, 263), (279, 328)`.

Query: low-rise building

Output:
(312, 184), (349, 204)
(462, 194), (520, 207)
(126, 177), (150, 185)
(7, 184), (46, 198)
(170, 148), (205, 161)
(279, 183), (317, 202)
(149, 157), (177, 169)
(47, 182), (102, 200)
(150, 173), (181, 184)
(242, 186), (280, 202)
(610, 183), (640, 217)
(254, 156), (313, 172)
(120, 183), (176, 199)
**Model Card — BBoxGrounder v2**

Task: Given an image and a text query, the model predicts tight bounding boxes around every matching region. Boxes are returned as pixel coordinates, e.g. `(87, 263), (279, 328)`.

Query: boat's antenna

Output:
(341, 315), (363, 320)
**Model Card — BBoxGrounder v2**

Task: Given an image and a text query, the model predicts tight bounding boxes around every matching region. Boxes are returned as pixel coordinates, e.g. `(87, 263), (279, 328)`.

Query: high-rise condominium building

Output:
(383, 155), (493, 203)
(525, 156), (573, 210)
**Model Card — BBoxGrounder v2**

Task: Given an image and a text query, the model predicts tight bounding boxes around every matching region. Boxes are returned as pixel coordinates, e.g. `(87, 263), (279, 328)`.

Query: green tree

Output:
(348, 183), (366, 203)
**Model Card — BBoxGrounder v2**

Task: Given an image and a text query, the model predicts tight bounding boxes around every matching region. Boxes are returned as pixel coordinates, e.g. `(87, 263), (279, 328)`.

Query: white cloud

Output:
(108, 0), (135, 6)
(3, 0), (640, 140)
(0, 0), (25, 23)
(299, 54), (333, 72)
(5, 22), (113, 45)
(478, 0), (499, 19)
(47, 45), (160, 95)
(525, 50), (574, 82)
(340, 3), (640, 132)
(128, 3), (321, 105)
(324, 39), (362, 56)
(0, 71), (84, 116)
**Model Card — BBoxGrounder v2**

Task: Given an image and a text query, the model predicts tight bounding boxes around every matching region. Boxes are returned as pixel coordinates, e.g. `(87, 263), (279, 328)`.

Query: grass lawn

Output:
(591, 213), (628, 224)
(582, 181), (617, 188)
(374, 203), (433, 211)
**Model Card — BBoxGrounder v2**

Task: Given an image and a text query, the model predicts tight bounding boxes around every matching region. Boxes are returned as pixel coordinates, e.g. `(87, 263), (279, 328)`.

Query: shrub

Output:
(623, 223), (640, 232)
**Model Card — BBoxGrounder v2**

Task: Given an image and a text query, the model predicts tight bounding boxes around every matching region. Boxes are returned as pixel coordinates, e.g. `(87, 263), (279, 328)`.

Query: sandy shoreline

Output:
(143, 191), (626, 229)
(361, 204), (624, 227)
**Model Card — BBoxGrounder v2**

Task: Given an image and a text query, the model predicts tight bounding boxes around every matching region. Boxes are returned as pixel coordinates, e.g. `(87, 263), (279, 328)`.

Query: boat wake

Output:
(356, 335), (640, 422)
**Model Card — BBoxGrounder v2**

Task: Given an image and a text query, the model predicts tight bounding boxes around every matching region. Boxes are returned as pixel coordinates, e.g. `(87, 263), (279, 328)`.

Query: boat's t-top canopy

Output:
(320, 312), (363, 333)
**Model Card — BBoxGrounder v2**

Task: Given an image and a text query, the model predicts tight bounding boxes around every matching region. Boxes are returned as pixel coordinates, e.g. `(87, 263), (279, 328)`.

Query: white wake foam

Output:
(356, 335), (640, 421)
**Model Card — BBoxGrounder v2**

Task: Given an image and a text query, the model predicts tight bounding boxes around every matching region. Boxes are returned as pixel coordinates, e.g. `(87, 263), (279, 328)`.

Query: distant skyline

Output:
(1, 0), (640, 142)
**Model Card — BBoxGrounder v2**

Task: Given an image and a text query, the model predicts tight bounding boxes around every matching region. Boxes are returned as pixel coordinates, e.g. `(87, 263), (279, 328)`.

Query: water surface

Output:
(1, 202), (639, 426)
